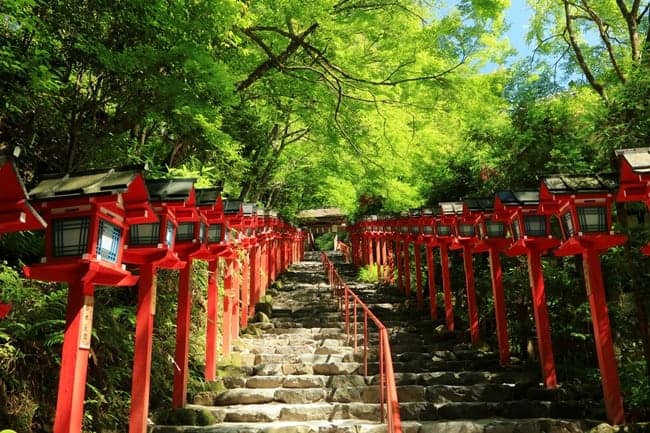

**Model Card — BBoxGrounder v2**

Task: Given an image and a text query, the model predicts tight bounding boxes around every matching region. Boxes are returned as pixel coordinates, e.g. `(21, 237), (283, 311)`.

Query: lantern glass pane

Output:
(411, 226), (420, 234)
(165, 222), (175, 248)
(423, 226), (434, 235)
(578, 206), (607, 232)
(459, 224), (475, 237)
(401, 226), (408, 233)
(562, 212), (575, 237)
(437, 224), (451, 236)
(550, 215), (563, 240)
(486, 221), (505, 238)
(524, 215), (547, 237)
(512, 218), (522, 240)
(199, 222), (208, 244)
(208, 224), (223, 243)
(53, 217), (90, 257)
(129, 223), (160, 245)
(176, 222), (195, 241)
(96, 219), (122, 263)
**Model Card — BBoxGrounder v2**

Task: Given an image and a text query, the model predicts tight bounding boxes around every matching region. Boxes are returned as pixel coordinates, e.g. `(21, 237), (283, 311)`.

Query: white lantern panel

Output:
(52, 217), (90, 257)
(96, 219), (122, 263)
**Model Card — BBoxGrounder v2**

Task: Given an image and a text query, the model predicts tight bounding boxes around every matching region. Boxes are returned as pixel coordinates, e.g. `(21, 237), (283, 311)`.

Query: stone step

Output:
(365, 358), (519, 375)
(251, 361), (363, 376)
(369, 370), (540, 387)
(193, 402), (384, 423)
(198, 382), (600, 408)
(219, 374), (366, 390)
(152, 418), (601, 433)
(153, 419), (389, 433)
(192, 398), (602, 424)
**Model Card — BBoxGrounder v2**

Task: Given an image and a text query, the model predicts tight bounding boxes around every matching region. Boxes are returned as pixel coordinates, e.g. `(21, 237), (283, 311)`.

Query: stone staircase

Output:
(153, 251), (610, 433)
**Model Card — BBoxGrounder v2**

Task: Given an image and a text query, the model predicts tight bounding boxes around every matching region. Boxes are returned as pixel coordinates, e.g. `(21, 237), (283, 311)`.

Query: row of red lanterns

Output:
(347, 148), (650, 426)
(0, 158), (305, 433)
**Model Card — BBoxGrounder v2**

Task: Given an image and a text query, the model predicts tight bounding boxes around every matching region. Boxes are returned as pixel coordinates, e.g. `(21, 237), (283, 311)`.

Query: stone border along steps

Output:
(152, 251), (617, 433)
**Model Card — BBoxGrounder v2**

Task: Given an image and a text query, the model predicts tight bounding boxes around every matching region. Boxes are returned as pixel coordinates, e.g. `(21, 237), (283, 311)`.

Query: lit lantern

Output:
(24, 166), (148, 433)
(539, 174), (626, 425)
(26, 167), (149, 281)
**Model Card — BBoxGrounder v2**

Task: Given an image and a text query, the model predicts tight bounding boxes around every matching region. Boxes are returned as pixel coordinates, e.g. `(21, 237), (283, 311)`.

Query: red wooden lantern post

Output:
(240, 203), (258, 327)
(420, 209), (438, 320)
(122, 179), (189, 433)
(436, 205), (460, 332)
(371, 218), (381, 280)
(249, 208), (265, 313)
(24, 167), (145, 433)
(144, 179), (212, 409)
(374, 221), (384, 281)
(442, 201), (481, 344)
(0, 155), (47, 318)
(223, 200), (246, 354)
(476, 200), (513, 366)
(196, 190), (231, 382)
(395, 214), (411, 296)
(539, 174), (626, 425)
(393, 217), (405, 293)
(408, 210), (425, 309)
(497, 190), (560, 389)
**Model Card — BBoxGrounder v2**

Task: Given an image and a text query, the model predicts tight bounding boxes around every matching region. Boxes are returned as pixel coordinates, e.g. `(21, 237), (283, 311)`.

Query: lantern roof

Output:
(242, 203), (256, 216)
(439, 201), (464, 215)
(464, 197), (494, 212)
(615, 147), (650, 174)
(146, 178), (195, 202)
(0, 155), (47, 233)
(496, 190), (540, 207)
(223, 199), (243, 214)
(29, 165), (145, 200)
(541, 174), (618, 195)
(195, 188), (221, 207)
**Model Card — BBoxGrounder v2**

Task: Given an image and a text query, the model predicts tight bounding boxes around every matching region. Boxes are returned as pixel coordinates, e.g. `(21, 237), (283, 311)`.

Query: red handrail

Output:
(321, 252), (403, 433)
(337, 241), (352, 263)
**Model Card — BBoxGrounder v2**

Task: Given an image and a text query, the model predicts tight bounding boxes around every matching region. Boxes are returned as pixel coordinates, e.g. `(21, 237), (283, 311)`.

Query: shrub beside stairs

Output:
(152, 251), (646, 433)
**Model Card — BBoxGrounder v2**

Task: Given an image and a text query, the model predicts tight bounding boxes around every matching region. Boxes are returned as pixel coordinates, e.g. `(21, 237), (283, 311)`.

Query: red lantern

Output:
(539, 174), (625, 425)
(24, 167), (147, 433)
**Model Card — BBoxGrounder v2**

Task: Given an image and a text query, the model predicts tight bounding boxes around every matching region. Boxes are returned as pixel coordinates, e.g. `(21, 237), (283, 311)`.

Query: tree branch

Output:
(236, 23), (320, 91)
(562, 0), (607, 99)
